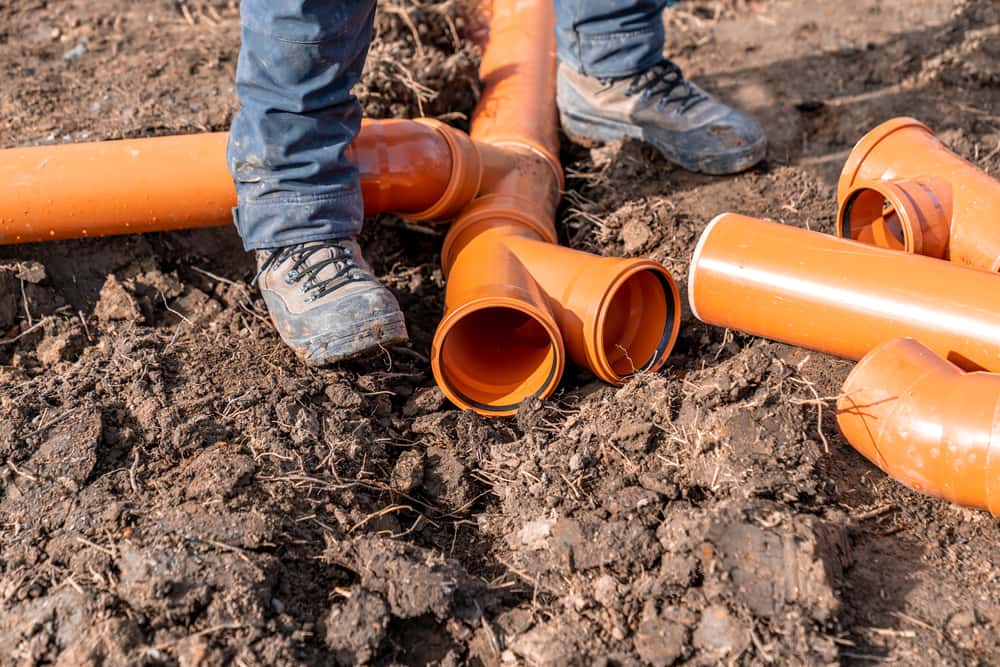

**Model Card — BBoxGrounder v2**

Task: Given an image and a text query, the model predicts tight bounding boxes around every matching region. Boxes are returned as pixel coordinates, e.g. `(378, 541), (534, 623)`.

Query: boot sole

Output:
(560, 110), (766, 176)
(293, 311), (409, 366)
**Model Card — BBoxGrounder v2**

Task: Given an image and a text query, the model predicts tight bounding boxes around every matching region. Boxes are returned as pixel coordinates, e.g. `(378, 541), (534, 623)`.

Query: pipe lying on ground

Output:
(429, 0), (680, 414)
(688, 213), (1000, 372)
(0, 118), (480, 243)
(837, 117), (1000, 272)
(837, 338), (1000, 516)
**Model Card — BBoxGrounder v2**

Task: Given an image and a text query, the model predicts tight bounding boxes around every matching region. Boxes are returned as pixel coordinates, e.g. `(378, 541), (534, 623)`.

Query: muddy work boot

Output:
(255, 239), (408, 366)
(558, 59), (766, 175)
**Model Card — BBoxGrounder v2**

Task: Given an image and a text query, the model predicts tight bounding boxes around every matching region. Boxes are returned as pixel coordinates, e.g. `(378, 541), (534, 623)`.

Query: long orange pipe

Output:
(429, 0), (680, 414)
(837, 117), (1000, 272)
(0, 118), (479, 243)
(837, 338), (1000, 516)
(689, 214), (1000, 372)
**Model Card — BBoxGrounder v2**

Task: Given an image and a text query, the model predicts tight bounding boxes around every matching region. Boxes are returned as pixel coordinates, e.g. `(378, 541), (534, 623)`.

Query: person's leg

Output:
(554, 0), (767, 175)
(554, 0), (670, 79)
(229, 0), (374, 249)
(229, 0), (407, 365)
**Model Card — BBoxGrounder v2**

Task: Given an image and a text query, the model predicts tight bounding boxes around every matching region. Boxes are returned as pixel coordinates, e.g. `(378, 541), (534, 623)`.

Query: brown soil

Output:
(1, 0), (999, 665)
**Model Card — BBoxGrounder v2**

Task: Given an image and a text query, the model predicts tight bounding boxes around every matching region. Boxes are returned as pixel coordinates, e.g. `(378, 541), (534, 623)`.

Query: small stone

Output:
(63, 44), (87, 61)
(621, 218), (653, 254)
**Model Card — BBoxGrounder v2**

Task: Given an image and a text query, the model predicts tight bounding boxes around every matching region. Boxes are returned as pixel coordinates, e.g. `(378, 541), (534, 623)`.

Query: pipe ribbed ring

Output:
(407, 119), (483, 222)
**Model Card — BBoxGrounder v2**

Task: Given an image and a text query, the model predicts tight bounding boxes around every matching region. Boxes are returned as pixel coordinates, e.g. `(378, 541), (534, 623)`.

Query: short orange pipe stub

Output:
(838, 177), (952, 258)
(837, 338), (1000, 516)
(501, 235), (681, 384)
(432, 296), (566, 417)
(837, 116), (1000, 271)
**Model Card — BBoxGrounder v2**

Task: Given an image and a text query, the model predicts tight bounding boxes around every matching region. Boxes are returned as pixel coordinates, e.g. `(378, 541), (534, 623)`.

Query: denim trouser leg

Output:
(554, 0), (674, 79)
(228, 0), (376, 251)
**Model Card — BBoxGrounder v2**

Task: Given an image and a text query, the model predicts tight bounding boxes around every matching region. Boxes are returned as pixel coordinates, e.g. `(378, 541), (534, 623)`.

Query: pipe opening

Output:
(439, 306), (560, 412)
(841, 188), (907, 251)
(599, 270), (676, 379)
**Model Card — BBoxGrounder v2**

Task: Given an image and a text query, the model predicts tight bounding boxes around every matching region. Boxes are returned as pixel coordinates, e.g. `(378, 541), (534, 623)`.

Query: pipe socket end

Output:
(432, 299), (565, 416)
(592, 262), (681, 384)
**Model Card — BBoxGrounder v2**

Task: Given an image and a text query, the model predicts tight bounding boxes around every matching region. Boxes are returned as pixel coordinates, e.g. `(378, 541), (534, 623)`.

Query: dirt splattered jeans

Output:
(228, 0), (673, 251)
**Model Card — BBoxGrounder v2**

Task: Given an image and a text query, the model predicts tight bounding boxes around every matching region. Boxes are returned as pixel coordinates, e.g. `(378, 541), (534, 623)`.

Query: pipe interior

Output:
(439, 306), (559, 411)
(600, 270), (673, 378)
(842, 188), (907, 250)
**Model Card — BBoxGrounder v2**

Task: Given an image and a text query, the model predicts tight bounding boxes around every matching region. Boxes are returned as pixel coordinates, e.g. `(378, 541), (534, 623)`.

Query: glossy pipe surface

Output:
(429, 0), (680, 414)
(0, 119), (470, 244)
(837, 338), (1000, 516)
(837, 117), (1000, 272)
(689, 214), (1000, 372)
(431, 0), (565, 414)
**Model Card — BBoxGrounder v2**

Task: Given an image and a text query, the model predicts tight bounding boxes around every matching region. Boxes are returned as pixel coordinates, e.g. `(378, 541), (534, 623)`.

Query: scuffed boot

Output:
(557, 59), (766, 175)
(255, 239), (408, 365)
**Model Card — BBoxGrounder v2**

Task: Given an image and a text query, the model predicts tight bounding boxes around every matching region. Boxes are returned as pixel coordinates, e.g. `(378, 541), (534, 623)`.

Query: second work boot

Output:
(557, 59), (766, 175)
(255, 239), (408, 366)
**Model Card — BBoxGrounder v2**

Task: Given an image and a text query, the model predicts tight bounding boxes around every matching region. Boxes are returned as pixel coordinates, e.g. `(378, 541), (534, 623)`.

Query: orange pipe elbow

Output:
(837, 338), (1000, 516)
(428, 0), (680, 414)
(837, 117), (1000, 272)
(0, 119), (478, 244)
(689, 213), (1000, 372)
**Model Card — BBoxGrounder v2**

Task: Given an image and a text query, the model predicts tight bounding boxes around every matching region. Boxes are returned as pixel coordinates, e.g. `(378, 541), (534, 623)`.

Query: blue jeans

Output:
(229, 0), (671, 250)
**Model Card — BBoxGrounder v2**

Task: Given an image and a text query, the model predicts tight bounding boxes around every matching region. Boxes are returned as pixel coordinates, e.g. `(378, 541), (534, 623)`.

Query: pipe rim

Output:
(432, 296), (566, 415)
(837, 117), (932, 203)
(988, 399), (1000, 517)
(838, 181), (923, 254)
(408, 119), (483, 222)
(593, 263), (680, 383)
(687, 213), (729, 323)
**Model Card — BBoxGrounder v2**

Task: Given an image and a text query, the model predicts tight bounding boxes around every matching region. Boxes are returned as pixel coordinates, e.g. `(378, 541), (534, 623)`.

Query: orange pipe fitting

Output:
(837, 117), (1000, 272)
(689, 214), (1000, 372)
(428, 0), (680, 415)
(837, 338), (1000, 516)
(0, 119), (478, 244)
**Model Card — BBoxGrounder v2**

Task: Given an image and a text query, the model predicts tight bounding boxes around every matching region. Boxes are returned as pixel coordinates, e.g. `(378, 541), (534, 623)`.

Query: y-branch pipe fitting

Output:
(429, 0), (680, 415)
(837, 338), (1000, 516)
(837, 117), (1000, 272)
(689, 214), (1000, 372)
(0, 118), (480, 243)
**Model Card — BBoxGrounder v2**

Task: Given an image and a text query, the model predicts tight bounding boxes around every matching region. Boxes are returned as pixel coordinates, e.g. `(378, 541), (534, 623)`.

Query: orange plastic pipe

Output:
(837, 338), (1000, 516)
(0, 118), (479, 244)
(689, 214), (1000, 372)
(837, 117), (1000, 272)
(429, 0), (680, 415)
